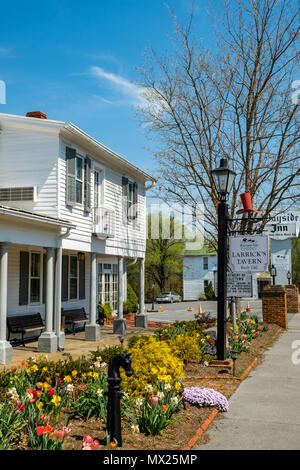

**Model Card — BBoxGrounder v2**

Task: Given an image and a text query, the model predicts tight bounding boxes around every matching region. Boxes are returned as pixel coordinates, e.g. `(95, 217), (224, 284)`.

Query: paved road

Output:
(194, 313), (300, 450)
(145, 299), (263, 324)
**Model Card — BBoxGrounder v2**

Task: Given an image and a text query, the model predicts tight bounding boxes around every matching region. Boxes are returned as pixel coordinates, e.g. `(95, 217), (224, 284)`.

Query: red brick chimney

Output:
(26, 111), (47, 119)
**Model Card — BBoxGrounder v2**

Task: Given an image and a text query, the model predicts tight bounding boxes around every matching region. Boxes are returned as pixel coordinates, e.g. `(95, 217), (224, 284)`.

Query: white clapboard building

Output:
(183, 245), (218, 301)
(0, 111), (155, 363)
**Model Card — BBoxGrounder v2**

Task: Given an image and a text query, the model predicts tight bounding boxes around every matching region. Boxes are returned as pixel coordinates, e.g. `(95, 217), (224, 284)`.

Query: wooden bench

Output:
(61, 307), (88, 335)
(7, 313), (45, 347)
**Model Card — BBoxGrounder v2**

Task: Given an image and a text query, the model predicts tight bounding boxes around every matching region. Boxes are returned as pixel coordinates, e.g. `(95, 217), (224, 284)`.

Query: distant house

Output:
(183, 244), (268, 301)
(183, 245), (217, 301)
(0, 111), (155, 364)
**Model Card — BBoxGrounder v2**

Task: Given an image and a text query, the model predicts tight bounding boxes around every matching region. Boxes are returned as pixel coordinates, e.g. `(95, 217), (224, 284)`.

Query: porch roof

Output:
(0, 204), (76, 229)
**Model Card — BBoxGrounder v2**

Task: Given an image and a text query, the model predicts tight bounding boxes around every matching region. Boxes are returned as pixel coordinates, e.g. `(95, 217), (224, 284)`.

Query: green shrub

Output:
(90, 345), (125, 364)
(98, 302), (113, 320)
(127, 283), (138, 313)
(127, 335), (151, 349)
(204, 281), (215, 300)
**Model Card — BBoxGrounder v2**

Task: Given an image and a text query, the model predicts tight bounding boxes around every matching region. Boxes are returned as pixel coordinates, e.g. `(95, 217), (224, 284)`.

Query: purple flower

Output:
(183, 387), (229, 412)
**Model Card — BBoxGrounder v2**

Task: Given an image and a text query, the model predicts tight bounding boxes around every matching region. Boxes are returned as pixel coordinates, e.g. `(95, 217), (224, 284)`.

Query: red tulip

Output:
(149, 395), (159, 406)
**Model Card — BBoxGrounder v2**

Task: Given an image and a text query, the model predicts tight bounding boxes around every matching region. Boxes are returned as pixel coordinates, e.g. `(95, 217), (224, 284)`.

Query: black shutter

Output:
(66, 147), (76, 206)
(79, 258), (86, 300)
(122, 176), (129, 223)
(42, 253), (47, 304)
(132, 182), (138, 219)
(19, 251), (29, 306)
(84, 156), (92, 212)
(61, 255), (69, 301)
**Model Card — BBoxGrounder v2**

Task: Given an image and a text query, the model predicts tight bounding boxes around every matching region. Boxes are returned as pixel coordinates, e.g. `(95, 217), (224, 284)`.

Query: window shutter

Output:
(79, 258), (86, 300)
(122, 176), (129, 223)
(132, 182), (138, 219)
(61, 255), (69, 301)
(42, 253), (47, 304)
(66, 147), (76, 206)
(19, 251), (29, 306)
(84, 156), (92, 212)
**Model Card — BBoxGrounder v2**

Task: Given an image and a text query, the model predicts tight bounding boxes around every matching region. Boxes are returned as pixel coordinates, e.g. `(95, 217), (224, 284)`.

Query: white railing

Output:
(93, 206), (115, 238)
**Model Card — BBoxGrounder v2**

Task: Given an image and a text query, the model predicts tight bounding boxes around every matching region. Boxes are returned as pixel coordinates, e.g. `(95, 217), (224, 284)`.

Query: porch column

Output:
(38, 247), (57, 353)
(136, 257), (148, 328)
(113, 256), (126, 335)
(85, 252), (100, 341)
(54, 245), (65, 350)
(0, 243), (13, 364)
(139, 258), (145, 313)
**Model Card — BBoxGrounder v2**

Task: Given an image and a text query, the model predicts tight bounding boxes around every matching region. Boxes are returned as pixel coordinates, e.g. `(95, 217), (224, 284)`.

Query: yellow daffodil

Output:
(92, 372), (99, 380)
(63, 375), (72, 383)
(81, 373), (87, 380)
(31, 365), (38, 372)
(43, 382), (50, 390)
(71, 370), (78, 377)
(36, 402), (43, 411)
(51, 395), (61, 407)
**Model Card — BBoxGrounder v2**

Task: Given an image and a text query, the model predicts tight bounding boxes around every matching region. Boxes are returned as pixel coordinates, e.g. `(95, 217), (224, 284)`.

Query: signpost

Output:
(229, 235), (269, 273)
(214, 271), (253, 298)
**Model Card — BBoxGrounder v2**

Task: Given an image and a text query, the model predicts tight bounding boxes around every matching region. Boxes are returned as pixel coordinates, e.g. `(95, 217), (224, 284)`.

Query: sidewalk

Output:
(196, 314), (300, 450)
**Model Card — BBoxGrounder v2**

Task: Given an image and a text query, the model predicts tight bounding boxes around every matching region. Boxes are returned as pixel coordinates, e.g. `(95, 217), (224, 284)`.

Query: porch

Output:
(0, 206), (146, 364)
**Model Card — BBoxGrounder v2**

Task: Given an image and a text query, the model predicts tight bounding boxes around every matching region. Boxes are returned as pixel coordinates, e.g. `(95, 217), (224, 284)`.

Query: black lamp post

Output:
(211, 158), (236, 361)
(270, 264), (277, 285)
(151, 283), (155, 311)
(287, 270), (291, 285)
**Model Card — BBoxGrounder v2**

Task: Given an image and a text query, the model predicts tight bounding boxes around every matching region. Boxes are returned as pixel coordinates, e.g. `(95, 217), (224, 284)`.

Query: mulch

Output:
(57, 322), (283, 450)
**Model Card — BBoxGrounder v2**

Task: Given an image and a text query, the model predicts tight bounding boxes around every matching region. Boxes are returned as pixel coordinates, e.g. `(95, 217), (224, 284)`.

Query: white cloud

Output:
(89, 66), (147, 107)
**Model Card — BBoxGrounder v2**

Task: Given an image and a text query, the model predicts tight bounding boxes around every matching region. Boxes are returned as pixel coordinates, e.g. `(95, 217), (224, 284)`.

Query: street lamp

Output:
(151, 283), (155, 311)
(270, 264), (277, 285)
(287, 270), (292, 285)
(211, 158), (236, 360)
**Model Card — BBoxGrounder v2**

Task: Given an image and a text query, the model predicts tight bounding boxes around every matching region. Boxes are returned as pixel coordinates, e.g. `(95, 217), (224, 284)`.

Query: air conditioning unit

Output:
(0, 186), (36, 202)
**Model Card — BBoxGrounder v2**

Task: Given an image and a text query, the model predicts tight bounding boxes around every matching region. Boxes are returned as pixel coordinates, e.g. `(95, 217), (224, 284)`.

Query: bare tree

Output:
(137, 0), (300, 244)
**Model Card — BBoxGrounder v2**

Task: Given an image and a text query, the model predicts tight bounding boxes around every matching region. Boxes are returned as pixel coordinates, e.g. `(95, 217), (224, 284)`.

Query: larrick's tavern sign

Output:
(229, 235), (269, 273)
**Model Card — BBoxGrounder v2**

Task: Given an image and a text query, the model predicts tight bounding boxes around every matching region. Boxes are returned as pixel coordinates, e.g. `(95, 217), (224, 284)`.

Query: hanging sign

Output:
(263, 211), (300, 239)
(271, 253), (290, 270)
(229, 235), (269, 273)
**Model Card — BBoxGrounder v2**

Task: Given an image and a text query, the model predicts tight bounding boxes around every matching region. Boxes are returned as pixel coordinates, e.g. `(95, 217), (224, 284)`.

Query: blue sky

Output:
(0, 0), (216, 177)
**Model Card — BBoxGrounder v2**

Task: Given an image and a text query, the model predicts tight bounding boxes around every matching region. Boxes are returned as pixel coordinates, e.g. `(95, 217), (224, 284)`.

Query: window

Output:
(70, 256), (78, 299)
(94, 169), (103, 207)
(19, 251), (42, 306)
(75, 157), (83, 204)
(203, 257), (208, 270)
(66, 146), (91, 208)
(61, 254), (85, 302)
(204, 280), (209, 290)
(30, 253), (41, 303)
(122, 176), (138, 222)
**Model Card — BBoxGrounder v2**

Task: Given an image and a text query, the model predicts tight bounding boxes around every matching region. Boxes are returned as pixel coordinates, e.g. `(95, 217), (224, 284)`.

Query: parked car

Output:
(156, 292), (182, 303)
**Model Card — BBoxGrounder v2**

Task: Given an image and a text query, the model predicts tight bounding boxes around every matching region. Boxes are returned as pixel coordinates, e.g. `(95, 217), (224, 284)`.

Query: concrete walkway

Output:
(196, 314), (300, 450)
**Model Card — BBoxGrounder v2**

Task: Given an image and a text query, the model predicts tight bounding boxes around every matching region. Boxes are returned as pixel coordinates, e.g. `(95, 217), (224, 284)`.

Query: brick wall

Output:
(285, 285), (300, 313)
(262, 285), (287, 329)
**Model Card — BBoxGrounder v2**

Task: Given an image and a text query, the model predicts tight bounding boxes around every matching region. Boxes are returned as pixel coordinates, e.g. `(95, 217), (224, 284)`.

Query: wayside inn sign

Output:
(263, 211), (300, 239)
(229, 235), (269, 273)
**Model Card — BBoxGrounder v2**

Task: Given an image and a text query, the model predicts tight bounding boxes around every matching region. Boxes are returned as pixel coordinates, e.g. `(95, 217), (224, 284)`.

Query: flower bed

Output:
(0, 314), (282, 450)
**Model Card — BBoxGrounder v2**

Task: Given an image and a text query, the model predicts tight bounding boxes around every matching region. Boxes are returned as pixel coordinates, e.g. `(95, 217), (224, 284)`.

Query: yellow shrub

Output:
(169, 333), (201, 364)
(121, 336), (185, 397)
